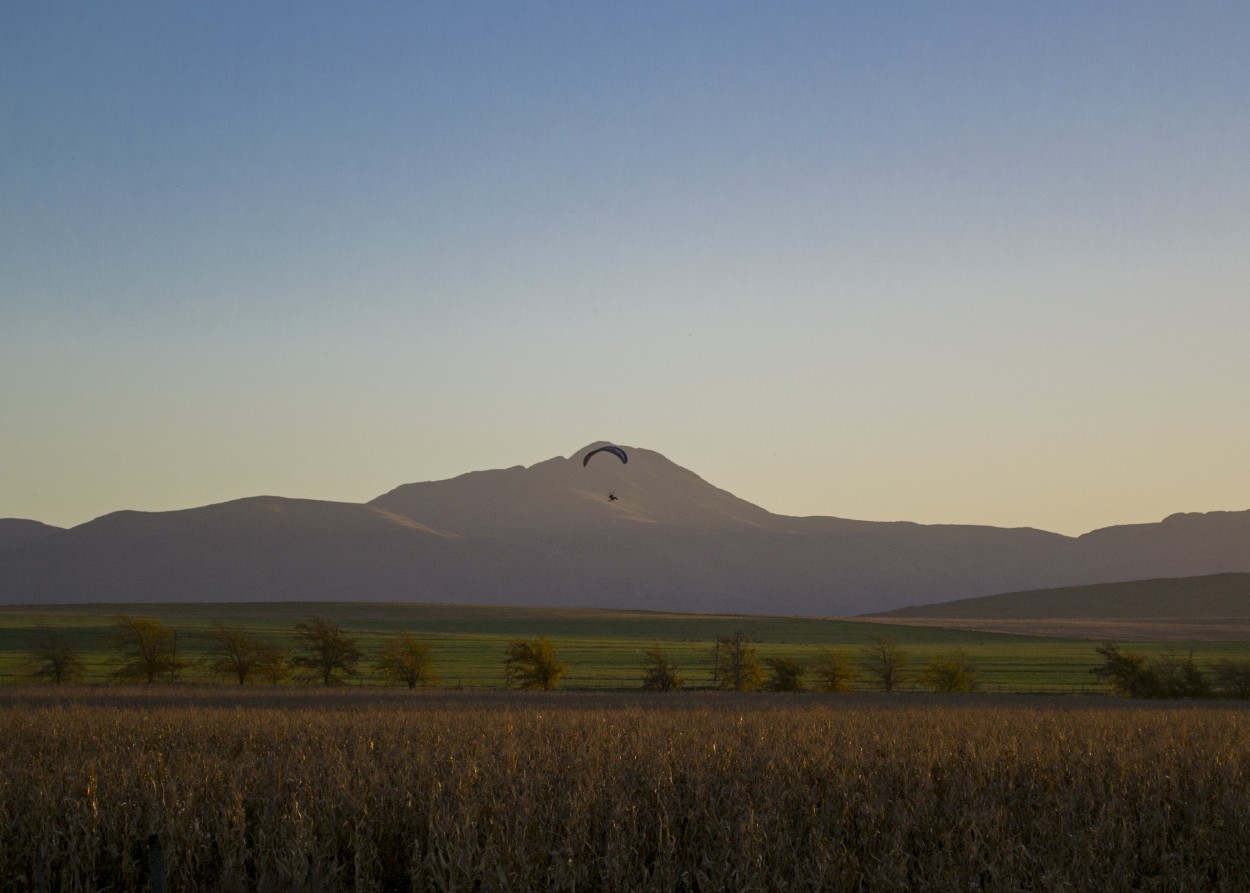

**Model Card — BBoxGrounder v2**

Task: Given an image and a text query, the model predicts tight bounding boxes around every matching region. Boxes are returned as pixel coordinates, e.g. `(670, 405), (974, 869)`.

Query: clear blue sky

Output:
(3, 2), (1248, 535)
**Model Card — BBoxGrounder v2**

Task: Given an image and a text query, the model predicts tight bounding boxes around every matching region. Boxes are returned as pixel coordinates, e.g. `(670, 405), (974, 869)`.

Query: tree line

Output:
(23, 619), (988, 693)
(1090, 642), (1250, 699)
(31, 619), (1250, 696)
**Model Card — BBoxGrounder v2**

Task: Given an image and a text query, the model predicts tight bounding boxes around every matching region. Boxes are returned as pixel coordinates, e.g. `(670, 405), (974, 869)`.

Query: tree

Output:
(205, 623), (280, 685)
(1214, 658), (1250, 699)
(811, 649), (856, 692)
(504, 637), (566, 690)
(922, 648), (979, 693)
(641, 645), (684, 692)
(1091, 642), (1159, 698)
(254, 645), (291, 685)
(764, 657), (807, 692)
(112, 615), (185, 683)
(28, 627), (84, 684)
(1153, 652), (1211, 699)
(1091, 644), (1213, 699)
(710, 632), (763, 692)
(376, 633), (440, 689)
(292, 616), (362, 686)
(861, 636), (909, 692)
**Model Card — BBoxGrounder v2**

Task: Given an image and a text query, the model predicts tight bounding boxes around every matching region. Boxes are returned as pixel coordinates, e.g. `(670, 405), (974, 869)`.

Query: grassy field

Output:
(4, 601), (1250, 693)
(3, 689), (1250, 891)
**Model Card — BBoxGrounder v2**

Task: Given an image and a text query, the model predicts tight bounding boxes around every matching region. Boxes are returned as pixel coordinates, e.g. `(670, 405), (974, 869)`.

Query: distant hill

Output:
(0, 519), (63, 553)
(2, 443), (1250, 614)
(874, 573), (1250, 620)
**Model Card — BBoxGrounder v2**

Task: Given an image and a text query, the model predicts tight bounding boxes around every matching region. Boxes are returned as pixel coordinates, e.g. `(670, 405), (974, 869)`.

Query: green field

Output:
(5, 601), (1250, 693)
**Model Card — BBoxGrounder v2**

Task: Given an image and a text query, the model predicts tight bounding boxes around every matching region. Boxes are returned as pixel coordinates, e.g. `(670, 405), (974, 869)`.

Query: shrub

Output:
(764, 657), (807, 692)
(710, 632), (763, 692)
(376, 633), (440, 689)
(922, 648), (979, 693)
(504, 637), (566, 690)
(640, 645), (684, 692)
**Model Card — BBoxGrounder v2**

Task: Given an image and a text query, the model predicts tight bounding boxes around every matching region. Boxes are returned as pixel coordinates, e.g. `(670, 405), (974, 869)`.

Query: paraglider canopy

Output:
(582, 445), (628, 466)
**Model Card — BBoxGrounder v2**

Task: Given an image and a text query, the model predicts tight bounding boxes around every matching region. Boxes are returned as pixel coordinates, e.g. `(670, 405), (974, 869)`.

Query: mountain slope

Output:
(2, 443), (1249, 614)
(875, 572), (1250, 620)
(0, 519), (63, 552)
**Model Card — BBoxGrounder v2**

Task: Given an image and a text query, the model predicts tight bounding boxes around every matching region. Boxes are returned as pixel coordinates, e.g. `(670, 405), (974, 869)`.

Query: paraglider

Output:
(582, 445), (628, 466)
(583, 445), (628, 502)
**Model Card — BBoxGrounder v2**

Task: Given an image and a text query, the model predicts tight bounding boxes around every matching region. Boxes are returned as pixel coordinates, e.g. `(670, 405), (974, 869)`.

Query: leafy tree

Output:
(504, 637), (566, 690)
(764, 656), (807, 692)
(292, 616), (362, 686)
(1091, 644), (1214, 699)
(811, 649), (856, 692)
(1214, 658), (1250, 699)
(255, 645), (291, 685)
(205, 623), (281, 685)
(27, 627), (84, 684)
(112, 615), (186, 683)
(376, 633), (440, 689)
(922, 648), (979, 693)
(1153, 652), (1211, 699)
(861, 636), (909, 692)
(1090, 642), (1160, 698)
(641, 645), (684, 692)
(710, 632), (763, 692)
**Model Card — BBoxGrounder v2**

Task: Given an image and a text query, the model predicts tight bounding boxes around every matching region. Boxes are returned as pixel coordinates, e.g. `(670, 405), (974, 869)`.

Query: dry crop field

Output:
(3, 689), (1249, 892)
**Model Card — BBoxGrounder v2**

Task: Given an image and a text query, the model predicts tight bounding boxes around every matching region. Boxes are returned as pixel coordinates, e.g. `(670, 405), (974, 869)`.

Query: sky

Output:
(3, 2), (1248, 536)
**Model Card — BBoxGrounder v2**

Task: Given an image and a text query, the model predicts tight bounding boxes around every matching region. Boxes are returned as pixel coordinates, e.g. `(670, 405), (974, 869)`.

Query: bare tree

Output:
(504, 637), (566, 690)
(861, 636), (909, 693)
(28, 627), (84, 684)
(112, 616), (185, 683)
(292, 617), (362, 686)
(376, 633), (440, 689)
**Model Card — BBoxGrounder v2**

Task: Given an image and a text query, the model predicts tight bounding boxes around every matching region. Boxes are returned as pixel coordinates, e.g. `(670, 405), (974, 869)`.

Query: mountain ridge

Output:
(2, 443), (1249, 614)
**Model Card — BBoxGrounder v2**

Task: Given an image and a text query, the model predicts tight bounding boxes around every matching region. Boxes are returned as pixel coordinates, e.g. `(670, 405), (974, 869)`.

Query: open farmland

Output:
(5, 601), (1250, 693)
(6, 601), (1250, 693)
(2, 689), (1249, 892)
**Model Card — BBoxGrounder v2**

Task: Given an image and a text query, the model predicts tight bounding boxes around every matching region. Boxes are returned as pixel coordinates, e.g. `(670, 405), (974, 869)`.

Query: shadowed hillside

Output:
(0, 519), (62, 552)
(875, 573), (1250, 620)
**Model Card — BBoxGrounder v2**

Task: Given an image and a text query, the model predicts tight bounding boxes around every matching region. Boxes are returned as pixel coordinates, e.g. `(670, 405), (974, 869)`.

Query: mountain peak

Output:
(4, 447), (1250, 614)
(368, 443), (775, 534)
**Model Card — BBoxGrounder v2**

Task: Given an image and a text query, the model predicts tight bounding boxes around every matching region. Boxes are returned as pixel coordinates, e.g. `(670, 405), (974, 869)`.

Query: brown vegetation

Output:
(2, 690), (1249, 891)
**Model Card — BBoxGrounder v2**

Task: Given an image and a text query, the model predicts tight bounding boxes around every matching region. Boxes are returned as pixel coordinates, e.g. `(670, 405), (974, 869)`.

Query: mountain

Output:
(2, 443), (1249, 614)
(0, 519), (63, 552)
(874, 573), (1250, 620)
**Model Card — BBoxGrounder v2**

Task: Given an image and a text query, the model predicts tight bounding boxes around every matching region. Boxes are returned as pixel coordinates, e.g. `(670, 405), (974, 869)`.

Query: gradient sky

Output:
(3, 2), (1248, 536)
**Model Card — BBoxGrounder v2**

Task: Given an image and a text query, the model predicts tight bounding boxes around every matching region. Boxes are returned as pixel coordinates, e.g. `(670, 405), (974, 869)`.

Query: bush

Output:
(811, 649), (856, 692)
(640, 645), (684, 692)
(764, 657), (807, 692)
(710, 633), (763, 692)
(504, 637), (566, 690)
